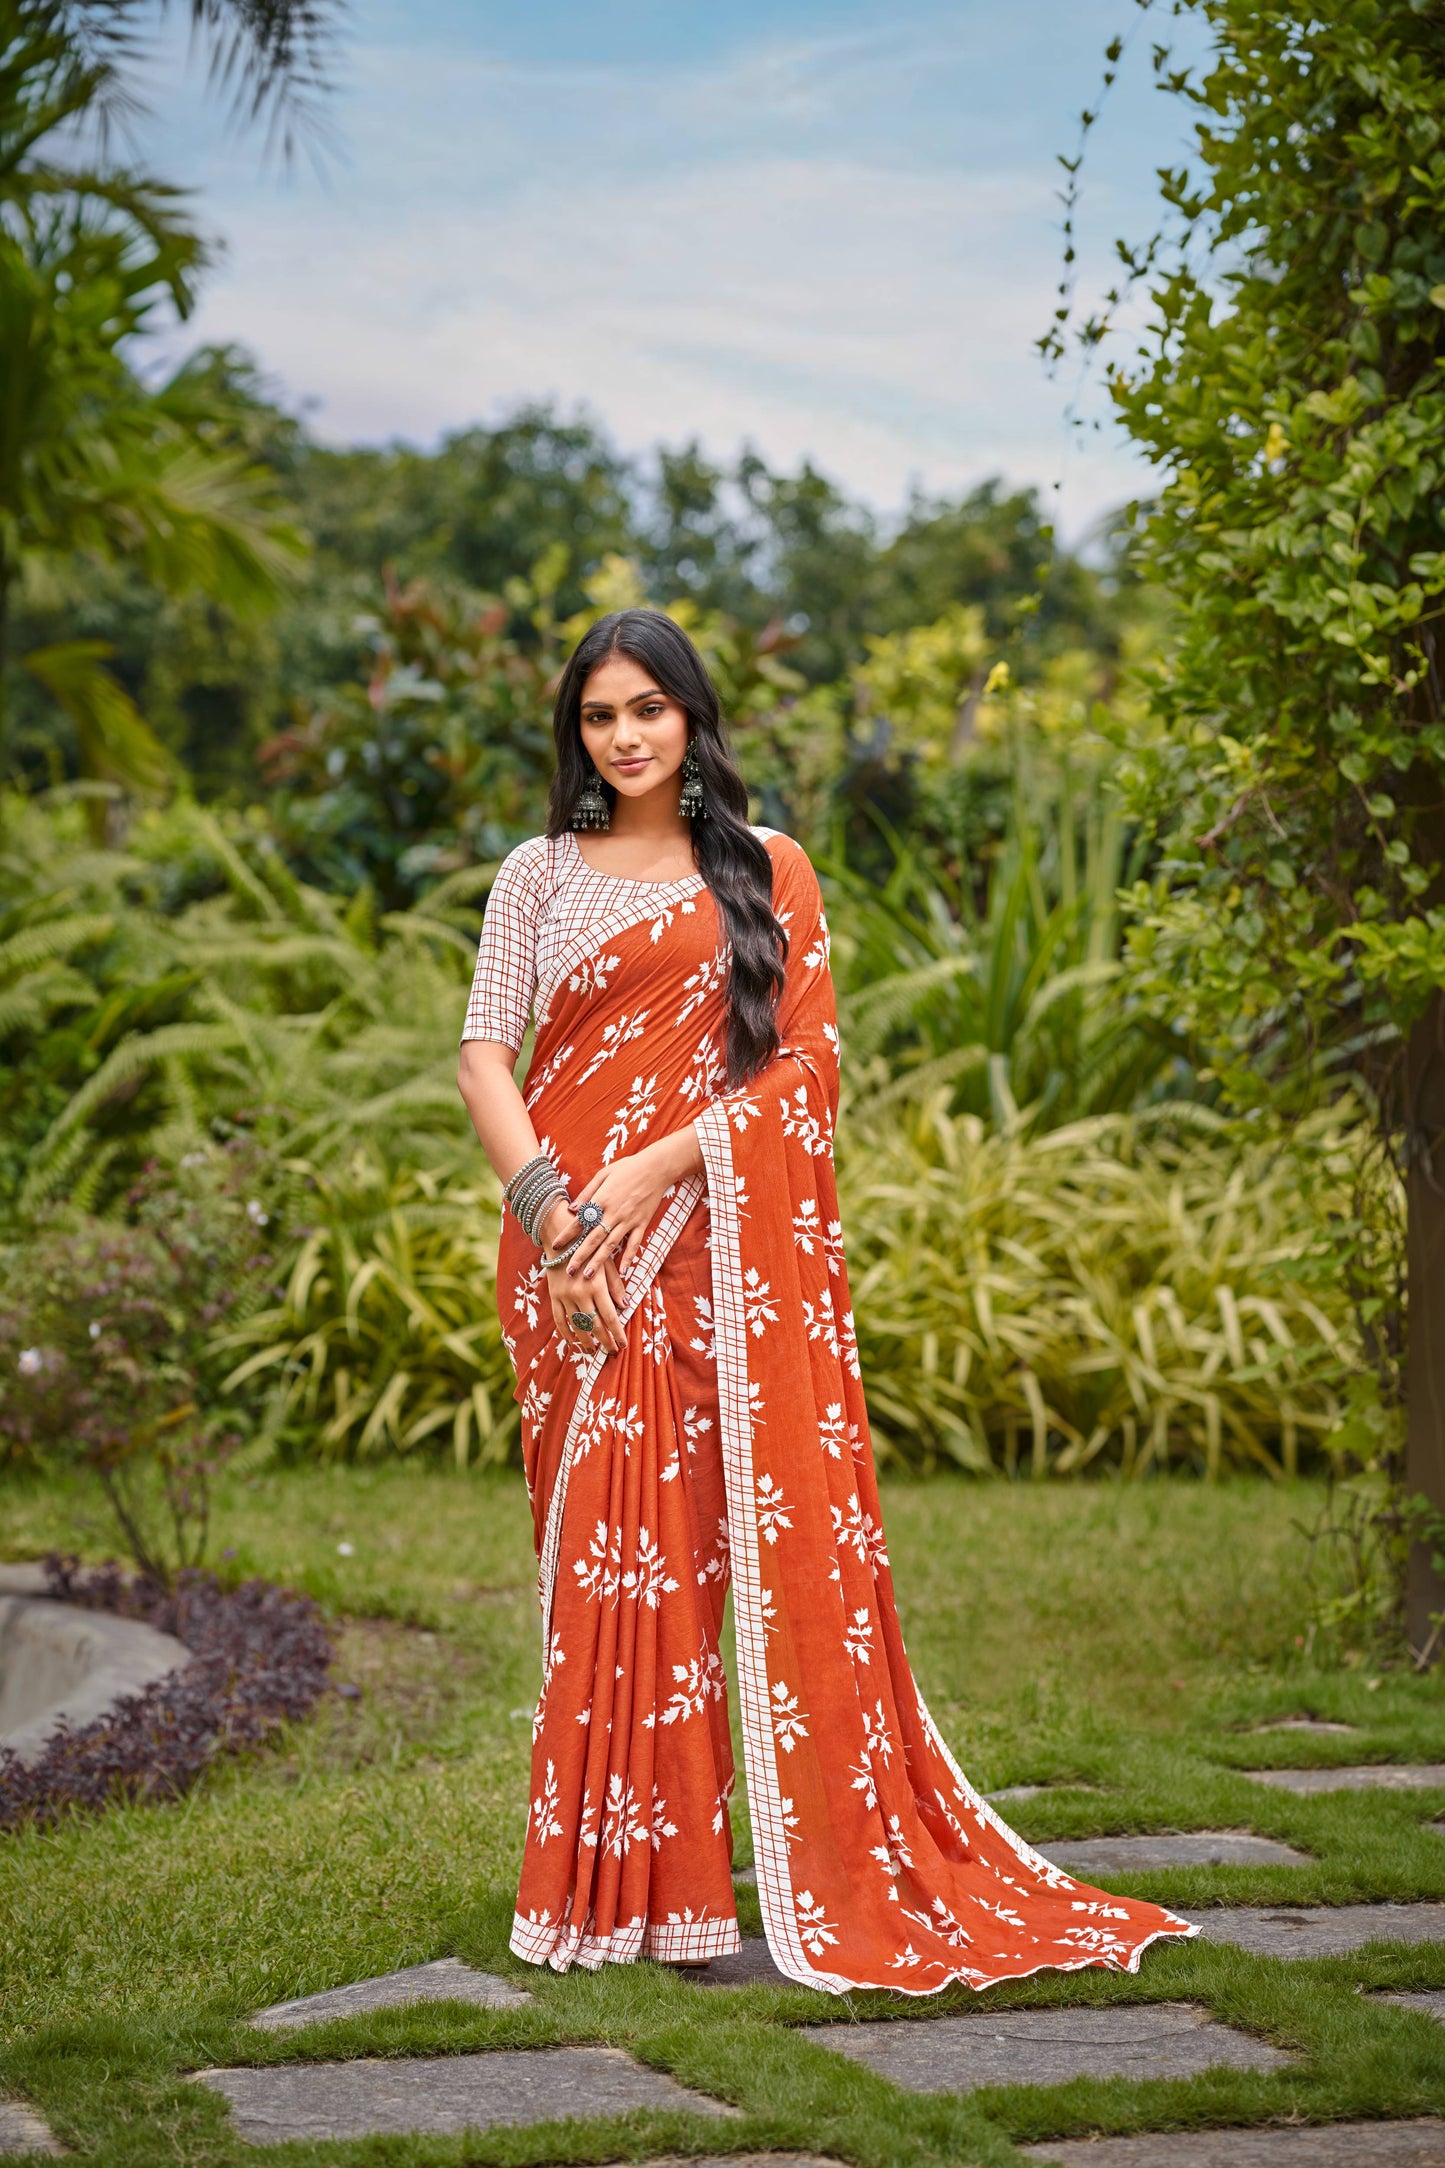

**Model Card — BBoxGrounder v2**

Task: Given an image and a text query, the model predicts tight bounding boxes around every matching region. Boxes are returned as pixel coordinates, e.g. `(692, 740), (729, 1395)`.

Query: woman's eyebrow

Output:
(581, 687), (666, 713)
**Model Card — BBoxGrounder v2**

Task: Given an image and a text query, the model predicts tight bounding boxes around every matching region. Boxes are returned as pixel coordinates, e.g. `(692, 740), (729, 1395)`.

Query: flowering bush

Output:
(0, 1144), (280, 1580)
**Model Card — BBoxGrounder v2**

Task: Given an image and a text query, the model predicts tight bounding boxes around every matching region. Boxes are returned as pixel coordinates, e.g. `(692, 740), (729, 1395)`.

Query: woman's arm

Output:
(457, 1040), (629, 1356)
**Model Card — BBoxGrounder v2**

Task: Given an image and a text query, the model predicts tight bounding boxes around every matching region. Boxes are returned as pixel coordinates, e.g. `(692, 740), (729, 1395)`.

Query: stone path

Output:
(247, 1959), (530, 2029)
(196, 2045), (733, 2145)
(801, 2002), (1289, 2092)
(1382, 1990), (1445, 2024)
(1019, 2123), (1445, 2165)
(1178, 1903), (1445, 1958)
(0, 2100), (62, 2158)
(1245, 1764), (1445, 1793)
(1252, 1718), (1358, 1735)
(1040, 1833), (1308, 1874)
(693, 1903), (1445, 1988)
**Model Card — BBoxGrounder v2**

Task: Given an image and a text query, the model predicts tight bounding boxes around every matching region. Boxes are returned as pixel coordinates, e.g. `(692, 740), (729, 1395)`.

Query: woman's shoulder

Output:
(489, 833), (563, 899)
(752, 826), (819, 891)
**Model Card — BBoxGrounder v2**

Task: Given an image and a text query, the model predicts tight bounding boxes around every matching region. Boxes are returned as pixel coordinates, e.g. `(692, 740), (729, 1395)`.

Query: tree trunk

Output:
(1406, 988), (1445, 1657)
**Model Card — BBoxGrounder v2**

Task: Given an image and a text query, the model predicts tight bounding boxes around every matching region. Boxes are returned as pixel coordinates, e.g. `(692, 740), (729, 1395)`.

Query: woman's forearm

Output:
(457, 1041), (573, 1247)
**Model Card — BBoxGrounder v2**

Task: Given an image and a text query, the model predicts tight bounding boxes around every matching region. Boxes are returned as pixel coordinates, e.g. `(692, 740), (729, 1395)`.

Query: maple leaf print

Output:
(569, 949), (621, 997)
(759, 1585), (779, 1636)
(818, 1403), (848, 1458)
(621, 1527), (680, 1609)
(779, 1794), (801, 1843)
(888, 1944), (924, 1970)
(822, 1019), (840, 1063)
(779, 1084), (830, 1156)
(531, 1760), (564, 1845)
(682, 1404), (714, 1458)
(843, 1606), (874, 1664)
(824, 1218), (846, 1275)
(794, 1888), (839, 1956)
(651, 1791), (679, 1848)
(770, 1679), (809, 1753)
(521, 1379), (553, 1433)
(793, 1198), (822, 1252)
(745, 1379), (767, 1428)
(840, 1307), (862, 1380)
(801, 1285), (840, 1355)
(602, 1073), (661, 1163)
(755, 1472), (792, 1544)
(572, 1520), (622, 1605)
(725, 1094), (763, 1134)
(577, 1008), (649, 1086)
(601, 1774), (648, 1858)
(742, 1267), (779, 1337)
(803, 911), (831, 971)
(689, 1294), (716, 1362)
(641, 1287), (671, 1364)
(676, 946), (731, 1024)
(512, 1271), (542, 1332)
(523, 1043), (576, 1110)
(679, 1029), (724, 1106)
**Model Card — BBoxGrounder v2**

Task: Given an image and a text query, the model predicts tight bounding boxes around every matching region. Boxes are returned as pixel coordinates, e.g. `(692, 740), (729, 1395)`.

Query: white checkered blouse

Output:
(460, 828), (778, 1053)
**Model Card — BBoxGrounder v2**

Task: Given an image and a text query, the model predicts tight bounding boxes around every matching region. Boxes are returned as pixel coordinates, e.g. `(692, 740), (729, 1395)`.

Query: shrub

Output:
(0, 1144), (278, 1577)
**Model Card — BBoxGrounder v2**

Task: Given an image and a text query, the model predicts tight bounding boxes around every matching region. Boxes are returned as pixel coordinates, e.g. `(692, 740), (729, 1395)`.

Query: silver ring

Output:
(569, 1310), (596, 1332)
(576, 1201), (607, 1233)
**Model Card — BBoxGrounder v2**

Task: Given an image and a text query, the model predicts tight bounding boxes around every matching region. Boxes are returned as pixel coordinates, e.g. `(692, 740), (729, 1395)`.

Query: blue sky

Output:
(137, 0), (1210, 539)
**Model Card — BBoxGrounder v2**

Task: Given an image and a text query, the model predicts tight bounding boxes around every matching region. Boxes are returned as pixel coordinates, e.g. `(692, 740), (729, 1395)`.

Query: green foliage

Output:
(218, 1154), (517, 1470)
(838, 1098), (1375, 1478)
(826, 759), (1189, 1131)
(0, 1143), (277, 1577)
(1083, 1), (1445, 1098)
(0, 3), (305, 795)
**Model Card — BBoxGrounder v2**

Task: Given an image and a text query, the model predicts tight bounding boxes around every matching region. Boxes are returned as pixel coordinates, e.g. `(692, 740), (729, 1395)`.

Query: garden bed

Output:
(0, 1556), (334, 1832)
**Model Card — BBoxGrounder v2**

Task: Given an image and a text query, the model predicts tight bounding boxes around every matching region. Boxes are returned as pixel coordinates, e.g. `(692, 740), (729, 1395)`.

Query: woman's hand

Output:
(538, 1197), (627, 1357)
(567, 1126), (705, 1286)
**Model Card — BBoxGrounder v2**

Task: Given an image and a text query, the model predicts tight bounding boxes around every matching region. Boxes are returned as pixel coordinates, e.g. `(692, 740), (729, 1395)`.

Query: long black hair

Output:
(547, 609), (788, 1089)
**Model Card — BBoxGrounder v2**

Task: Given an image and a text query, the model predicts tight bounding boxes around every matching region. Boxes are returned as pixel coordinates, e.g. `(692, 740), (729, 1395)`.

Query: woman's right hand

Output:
(541, 1199), (627, 1356)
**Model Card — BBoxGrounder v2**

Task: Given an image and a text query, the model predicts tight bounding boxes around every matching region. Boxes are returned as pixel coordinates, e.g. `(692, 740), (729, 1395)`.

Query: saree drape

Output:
(498, 831), (1196, 1990)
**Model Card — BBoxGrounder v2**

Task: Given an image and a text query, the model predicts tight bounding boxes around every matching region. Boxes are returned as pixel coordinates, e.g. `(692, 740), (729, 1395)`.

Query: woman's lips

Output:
(612, 758), (651, 773)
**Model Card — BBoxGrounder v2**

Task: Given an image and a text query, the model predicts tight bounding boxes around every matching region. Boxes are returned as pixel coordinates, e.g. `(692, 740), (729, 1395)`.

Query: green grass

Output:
(4, 1466), (1445, 2165)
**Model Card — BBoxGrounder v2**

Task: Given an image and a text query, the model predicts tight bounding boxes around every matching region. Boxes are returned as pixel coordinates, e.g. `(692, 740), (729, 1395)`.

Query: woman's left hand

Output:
(565, 1128), (701, 1287)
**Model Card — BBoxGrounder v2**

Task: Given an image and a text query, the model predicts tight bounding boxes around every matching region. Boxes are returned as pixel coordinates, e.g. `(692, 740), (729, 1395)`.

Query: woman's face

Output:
(578, 652), (690, 807)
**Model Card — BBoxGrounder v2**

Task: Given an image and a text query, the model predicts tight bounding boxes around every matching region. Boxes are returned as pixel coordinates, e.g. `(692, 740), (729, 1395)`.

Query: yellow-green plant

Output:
(219, 1155), (516, 1471)
(836, 1095), (1374, 1477)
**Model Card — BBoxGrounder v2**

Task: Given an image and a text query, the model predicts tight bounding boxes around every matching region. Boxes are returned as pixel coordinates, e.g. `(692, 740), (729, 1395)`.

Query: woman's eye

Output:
(640, 705), (663, 719)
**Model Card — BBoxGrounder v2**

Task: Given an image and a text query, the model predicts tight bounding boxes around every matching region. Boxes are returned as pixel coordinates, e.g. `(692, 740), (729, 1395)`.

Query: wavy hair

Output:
(547, 609), (788, 1088)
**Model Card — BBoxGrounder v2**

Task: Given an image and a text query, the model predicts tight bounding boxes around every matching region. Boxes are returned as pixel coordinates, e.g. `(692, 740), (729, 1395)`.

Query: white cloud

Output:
(172, 142), (1152, 534)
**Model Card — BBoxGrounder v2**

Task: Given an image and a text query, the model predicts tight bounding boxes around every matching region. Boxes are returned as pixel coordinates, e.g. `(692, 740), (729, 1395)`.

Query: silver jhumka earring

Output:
(678, 740), (706, 820)
(573, 762), (610, 831)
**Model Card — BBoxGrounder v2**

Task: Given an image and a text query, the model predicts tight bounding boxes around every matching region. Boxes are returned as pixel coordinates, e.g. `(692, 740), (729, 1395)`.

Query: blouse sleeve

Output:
(459, 843), (543, 1050)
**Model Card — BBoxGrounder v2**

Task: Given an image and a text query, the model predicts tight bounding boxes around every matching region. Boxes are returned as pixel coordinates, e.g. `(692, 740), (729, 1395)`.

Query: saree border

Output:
(534, 1170), (708, 1678)
(535, 878), (709, 1029)
(694, 1098), (855, 1995)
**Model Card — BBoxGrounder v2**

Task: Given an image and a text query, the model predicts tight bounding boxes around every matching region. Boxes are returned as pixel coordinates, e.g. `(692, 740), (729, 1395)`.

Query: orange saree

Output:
(497, 830), (1196, 1990)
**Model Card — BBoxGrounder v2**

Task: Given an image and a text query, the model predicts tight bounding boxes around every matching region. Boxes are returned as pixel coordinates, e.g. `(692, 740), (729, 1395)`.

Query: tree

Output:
(1071, 1), (1445, 1646)
(0, 0), (307, 797)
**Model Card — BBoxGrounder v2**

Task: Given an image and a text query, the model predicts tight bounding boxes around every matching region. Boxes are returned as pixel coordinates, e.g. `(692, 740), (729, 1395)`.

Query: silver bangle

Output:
(539, 1230), (587, 1269)
(504, 1153), (551, 1205)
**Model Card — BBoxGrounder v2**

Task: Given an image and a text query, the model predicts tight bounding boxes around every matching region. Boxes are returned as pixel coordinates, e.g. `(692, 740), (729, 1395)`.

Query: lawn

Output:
(4, 1465), (1445, 2166)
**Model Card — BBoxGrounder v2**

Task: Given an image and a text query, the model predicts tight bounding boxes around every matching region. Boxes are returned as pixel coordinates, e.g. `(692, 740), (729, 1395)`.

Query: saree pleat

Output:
(498, 834), (1196, 1988)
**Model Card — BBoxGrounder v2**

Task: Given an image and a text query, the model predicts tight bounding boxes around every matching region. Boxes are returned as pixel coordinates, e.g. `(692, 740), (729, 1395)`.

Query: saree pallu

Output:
(501, 833), (1196, 1990)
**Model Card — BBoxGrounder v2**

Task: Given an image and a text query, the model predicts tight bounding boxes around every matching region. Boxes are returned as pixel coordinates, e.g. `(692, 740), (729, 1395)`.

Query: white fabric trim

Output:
(694, 1097), (854, 1995)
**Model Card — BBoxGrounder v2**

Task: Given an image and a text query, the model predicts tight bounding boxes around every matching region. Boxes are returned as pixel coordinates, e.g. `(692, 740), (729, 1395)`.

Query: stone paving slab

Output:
(1184, 1903), (1445, 1957)
(1019, 2122), (1445, 2165)
(1381, 1990), (1445, 2024)
(247, 1958), (530, 2029)
(988, 1785), (1103, 1805)
(1251, 1718), (1358, 1735)
(1244, 1764), (1445, 1794)
(0, 2100), (63, 2158)
(196, 2046), (732, 2144)
(1039, 1833), (1308, 1875)
(800, 2002), (1289, 2093)
(688, 1939), (794, 1988)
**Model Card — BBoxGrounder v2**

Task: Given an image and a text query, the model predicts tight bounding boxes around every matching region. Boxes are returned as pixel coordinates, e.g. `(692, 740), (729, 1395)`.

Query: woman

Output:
(457, 608), (1195, 1991)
